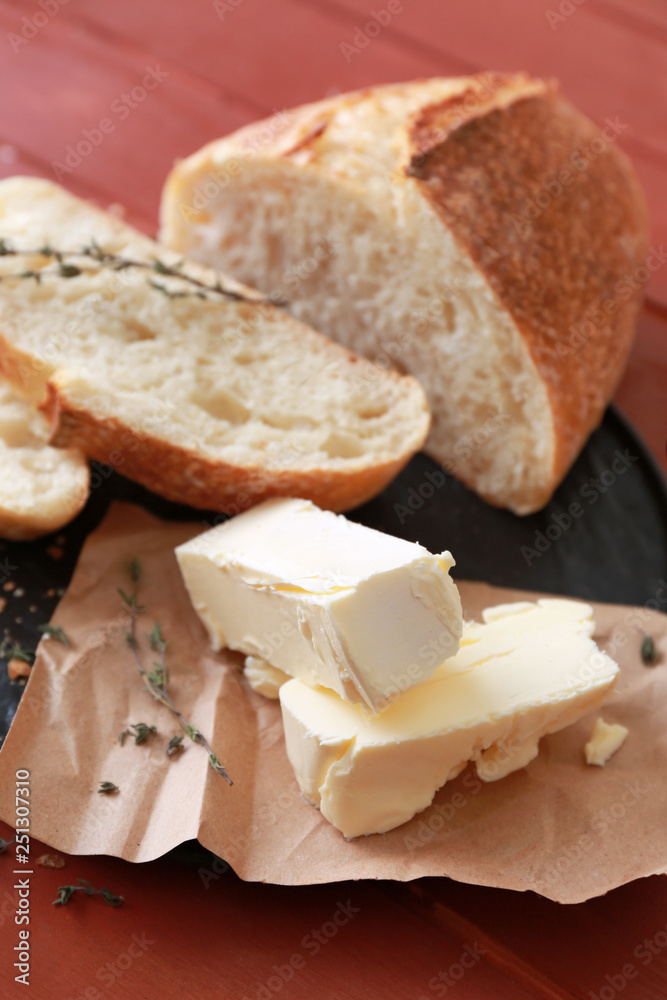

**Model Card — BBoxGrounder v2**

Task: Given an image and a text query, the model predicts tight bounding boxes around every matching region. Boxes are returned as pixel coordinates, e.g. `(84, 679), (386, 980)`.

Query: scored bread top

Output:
(0, 177), (430, 513)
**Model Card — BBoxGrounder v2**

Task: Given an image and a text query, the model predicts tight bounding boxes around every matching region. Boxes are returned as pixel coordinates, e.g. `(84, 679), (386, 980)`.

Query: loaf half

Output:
(160, 74), (649, 514)
(0, 177), (430, 514)
(0, 376), (89, 540)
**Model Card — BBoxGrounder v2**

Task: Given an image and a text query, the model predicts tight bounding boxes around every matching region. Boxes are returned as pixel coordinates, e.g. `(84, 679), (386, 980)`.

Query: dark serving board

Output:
(2, 405), (666, 746)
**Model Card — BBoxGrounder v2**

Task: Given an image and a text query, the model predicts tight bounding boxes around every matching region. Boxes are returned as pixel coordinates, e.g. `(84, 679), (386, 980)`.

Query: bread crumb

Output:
(3, 582), (15, 592)
(36, 853), (66, 868)
(46, 545), (64, 560)
(585, 718), (629, 767)
(8, 658), (31, 681)
(0, 598), (6, 613)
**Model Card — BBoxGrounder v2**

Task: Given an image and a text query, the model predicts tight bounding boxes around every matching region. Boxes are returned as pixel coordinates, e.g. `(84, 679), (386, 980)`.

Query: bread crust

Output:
(162, 74), (649, 511)
(42, 378), (417, 514)
(405, 73), (649, 493)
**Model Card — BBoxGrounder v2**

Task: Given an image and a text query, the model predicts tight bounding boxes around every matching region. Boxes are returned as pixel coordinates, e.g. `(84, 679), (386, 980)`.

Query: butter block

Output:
(176, 498), (462, 711)
(585, 717), (629, 766)
(279, 599), (620, 837)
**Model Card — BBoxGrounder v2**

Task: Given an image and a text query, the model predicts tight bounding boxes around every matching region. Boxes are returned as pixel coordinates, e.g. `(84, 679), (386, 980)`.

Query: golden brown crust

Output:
(41, 380), (417, 515)
(406, 73), (649, 489)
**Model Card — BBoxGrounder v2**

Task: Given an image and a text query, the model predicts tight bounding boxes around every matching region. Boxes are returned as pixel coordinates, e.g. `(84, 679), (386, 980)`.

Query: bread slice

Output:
(0, 177), (430, 514)
(0, 376), (89, 540)
(160, 73), (649, 514)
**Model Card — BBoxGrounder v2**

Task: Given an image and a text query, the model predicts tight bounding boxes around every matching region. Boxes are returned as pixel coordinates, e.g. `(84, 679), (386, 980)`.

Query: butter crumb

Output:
(585, 718), (629, 767)
(243, 656), (290, 699)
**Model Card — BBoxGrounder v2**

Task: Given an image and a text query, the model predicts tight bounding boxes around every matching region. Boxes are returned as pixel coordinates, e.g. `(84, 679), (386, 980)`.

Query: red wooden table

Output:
(1, 1), (666, 997)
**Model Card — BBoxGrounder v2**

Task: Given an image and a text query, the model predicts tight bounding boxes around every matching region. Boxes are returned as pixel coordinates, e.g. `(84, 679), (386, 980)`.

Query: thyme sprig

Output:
(37, 624), (70, 647)
(53, 878), (124, 907)
(0, 634), (35, 665)
(0, 836), (16, 853)
(0, 239), (277, 306)
(167, 734), (184, 756)
(118, 722), (157, 746)
(120, 559), (232, 785)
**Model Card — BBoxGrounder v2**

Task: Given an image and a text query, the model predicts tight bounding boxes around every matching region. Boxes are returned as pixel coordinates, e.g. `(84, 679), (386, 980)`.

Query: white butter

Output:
(584, 717), (628, 766)
(279, 599), (619, 837)
(176, 498), (462, 711)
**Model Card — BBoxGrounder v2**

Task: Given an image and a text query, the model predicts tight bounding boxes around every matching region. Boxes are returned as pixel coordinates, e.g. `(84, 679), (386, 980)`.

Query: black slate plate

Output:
(1, 404), (666, 746)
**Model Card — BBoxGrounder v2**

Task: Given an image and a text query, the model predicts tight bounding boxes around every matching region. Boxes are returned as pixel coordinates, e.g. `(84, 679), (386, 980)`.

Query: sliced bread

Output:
(0, 376), (89, 540)
(160, 74), (649, 514)
(0, 177), (430, 514)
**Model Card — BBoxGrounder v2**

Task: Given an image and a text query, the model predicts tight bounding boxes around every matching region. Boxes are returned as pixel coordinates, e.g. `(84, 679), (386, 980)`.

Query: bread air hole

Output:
(357, 405), (389, 419)
(321, 431), (365, 459)
(192, 388), (250, 425)
(125, 319), (157, 341)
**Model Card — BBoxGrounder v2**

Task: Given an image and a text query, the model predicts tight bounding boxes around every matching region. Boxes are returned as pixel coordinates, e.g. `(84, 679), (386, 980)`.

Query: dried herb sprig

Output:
(118, 722), (157, 746)
(120, 559), (232, 784)
(53, 878), (124, 907)
(98, 781), (119, 794)
(0, 634), (35, 665)
(641, 633), (658, 666)
(167, 734), (184, 756)
(0, 836), (16, 853)
(0, 239), (278, 306)
(37, 624), (70, 647)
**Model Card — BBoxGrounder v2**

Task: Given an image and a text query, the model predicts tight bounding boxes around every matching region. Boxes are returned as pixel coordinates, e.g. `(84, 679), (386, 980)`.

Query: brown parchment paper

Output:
(1, 503), (666, 904)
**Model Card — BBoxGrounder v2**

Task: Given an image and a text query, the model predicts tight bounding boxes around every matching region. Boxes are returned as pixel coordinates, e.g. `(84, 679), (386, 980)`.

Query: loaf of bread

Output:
(0, 376), (88, 540)
(161, 73), (649, 514)
(0, 177), (430, 514)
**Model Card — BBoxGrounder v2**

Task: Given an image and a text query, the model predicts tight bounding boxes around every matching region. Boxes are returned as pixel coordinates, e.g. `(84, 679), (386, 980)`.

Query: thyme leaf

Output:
(37, 624), (70, 647)
(641, 634), (658, 666)
(53, 879), (124, 907)
(98, 781), (119, 794)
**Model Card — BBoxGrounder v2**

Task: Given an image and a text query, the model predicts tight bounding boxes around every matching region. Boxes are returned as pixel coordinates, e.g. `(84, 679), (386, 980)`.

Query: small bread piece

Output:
(0, 177), (429, 514)
(161, 74), (649, 514)
(0, 377), (88, 540)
